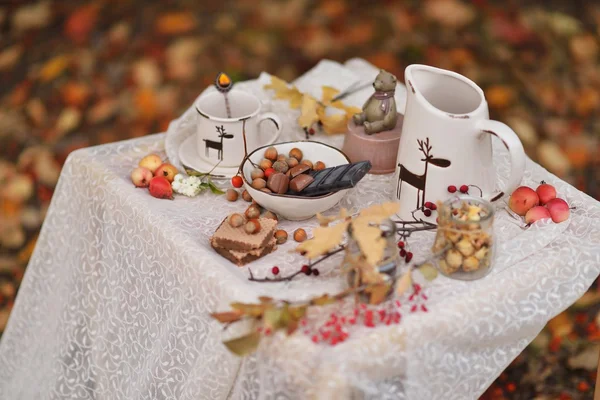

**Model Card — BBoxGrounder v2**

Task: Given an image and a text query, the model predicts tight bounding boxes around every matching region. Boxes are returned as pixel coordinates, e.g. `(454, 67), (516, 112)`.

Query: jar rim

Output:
(442, 195), (495, 224)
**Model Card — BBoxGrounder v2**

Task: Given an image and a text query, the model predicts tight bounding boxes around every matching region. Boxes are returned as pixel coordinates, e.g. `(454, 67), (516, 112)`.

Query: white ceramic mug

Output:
(393, 64), (526, 222)
(195, 91), (282, 167)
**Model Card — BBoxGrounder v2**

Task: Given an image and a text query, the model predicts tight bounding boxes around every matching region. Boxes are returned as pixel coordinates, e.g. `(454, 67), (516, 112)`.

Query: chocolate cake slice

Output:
(211, 237), (277, 266)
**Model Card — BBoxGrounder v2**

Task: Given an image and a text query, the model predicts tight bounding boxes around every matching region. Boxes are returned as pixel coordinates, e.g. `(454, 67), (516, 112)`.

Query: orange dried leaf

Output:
(264, 76), (303, 109)
(395, 271), (412, 296)
(230, 302), (265, 317)
(295, 221), (349, 259)
(297, 95), (320, 130)
(366, 283), (392, 305)
(210, 310), (244, 323)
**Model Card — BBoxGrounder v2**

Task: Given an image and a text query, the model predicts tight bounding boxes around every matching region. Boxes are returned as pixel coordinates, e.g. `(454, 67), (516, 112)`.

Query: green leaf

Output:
(263, 307), (283, 330)
(418, 263), (438, 281)
(208, 181), (225, 195)
(223, 331), (261, 356)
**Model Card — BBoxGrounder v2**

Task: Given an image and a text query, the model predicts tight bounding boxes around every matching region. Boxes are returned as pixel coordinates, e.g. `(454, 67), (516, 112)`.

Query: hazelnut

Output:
(277, 154), (287, 162)
(264, 146), (278, 161)
(228, 213), (244, 228)
(226, 188), (239, 202)
(274, 229), (288, 244)
(272, 161), (289, 174)
(263, 211), (278, 221)
(314, 161), (326, 171)
(287, 157), (299, 168)
(289, 148), (303, 161)
(251, 178), (266, 190)
(244, 219), (261, 234)
(245, 204), (261, 219)
(301, 160), (313, 169)
(242, 190), (252, 202)
(259, 159), (273, 170)
(293, 228), (307, 242)
(251, 168), (265, 180)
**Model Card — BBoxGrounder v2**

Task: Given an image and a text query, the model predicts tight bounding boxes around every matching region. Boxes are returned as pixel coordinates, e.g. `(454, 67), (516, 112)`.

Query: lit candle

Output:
(215, 72), (233, 118)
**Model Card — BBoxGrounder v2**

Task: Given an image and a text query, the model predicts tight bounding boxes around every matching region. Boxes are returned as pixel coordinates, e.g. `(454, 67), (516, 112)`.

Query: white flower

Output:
(172, 175), (205, 197)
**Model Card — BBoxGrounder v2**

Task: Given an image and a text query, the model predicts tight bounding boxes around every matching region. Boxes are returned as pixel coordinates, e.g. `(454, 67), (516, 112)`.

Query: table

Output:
(1, 60), (599, 399)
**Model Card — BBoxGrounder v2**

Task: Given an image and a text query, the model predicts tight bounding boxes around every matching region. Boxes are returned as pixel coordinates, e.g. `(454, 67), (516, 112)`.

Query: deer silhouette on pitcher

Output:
(203, 125), (234, 161)
(396, 138), (451, 210)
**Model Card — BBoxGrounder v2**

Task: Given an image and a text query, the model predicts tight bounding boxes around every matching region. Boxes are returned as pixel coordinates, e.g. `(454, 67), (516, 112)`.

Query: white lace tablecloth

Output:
(1, 60), (599, 400)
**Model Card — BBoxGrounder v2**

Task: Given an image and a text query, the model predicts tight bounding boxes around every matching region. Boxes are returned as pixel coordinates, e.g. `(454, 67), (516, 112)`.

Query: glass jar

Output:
(346, 218), (400, 298)
(432, 196), (495, 280)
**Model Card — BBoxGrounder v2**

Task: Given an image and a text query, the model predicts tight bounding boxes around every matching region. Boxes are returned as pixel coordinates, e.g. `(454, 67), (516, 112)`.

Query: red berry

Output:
(272, 266), (280, 275)
(301, 265), (311, 275)
(309, 128), (315, 135)
(424, 201), (433, 209)
(430, 203), (437, 210)
(312, 268), (320, 276)
(397, 241), (405, 248)
(423, 209), (432, 217)
(264, 167), (275, 179)
(231, 175), (243, 188)
(405, 252), (413, 262)
(447, 185), (457, 193)
(400, 249), (407, 257)
(459, 185), (469, 193)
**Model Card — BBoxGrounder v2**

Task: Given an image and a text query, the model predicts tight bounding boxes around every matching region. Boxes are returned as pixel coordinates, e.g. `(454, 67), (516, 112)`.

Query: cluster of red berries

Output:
(422, 201), (437, 217)
(271, 265), (319, 277)
(397, 241), (413, 263)
(447, 184), (470, 194)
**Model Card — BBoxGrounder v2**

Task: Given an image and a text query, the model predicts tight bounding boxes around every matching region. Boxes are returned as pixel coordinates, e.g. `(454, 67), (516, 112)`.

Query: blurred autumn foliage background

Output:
(0, 0), (598, 398)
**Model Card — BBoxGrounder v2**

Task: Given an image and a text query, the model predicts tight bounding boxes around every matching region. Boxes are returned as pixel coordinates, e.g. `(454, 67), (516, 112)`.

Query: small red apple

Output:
(149, 176), (173, 199)
(131, 167), (153, 188)
(154, 163), (178, 183)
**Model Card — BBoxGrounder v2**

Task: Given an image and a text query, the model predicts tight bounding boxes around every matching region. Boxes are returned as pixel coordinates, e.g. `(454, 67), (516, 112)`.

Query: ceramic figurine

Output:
(353, 70), (398, 135)
(393, 64), (526, 223)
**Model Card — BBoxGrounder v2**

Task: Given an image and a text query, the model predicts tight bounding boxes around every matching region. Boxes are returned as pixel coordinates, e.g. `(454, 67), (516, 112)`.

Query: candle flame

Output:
(218, 73), (231, 87)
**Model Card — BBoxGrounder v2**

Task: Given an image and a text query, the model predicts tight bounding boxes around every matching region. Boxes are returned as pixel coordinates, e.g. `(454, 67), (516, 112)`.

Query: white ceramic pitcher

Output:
(393, 65), (526, 222)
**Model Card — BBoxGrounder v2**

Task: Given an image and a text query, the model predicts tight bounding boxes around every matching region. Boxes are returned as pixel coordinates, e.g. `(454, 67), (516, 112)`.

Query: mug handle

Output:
(257, 112), (283, 145)
(477, 119), (526, 202)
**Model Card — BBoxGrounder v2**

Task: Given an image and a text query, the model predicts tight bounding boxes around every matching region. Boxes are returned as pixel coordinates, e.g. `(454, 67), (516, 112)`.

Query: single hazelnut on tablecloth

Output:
(251, 168), (265, 180)
(244, 219), (261, 234)
(242, 190), (252, 202)
(245, 204), (261, 220)
(251, 178), (266, 190)
(273, 160), (289, 174)
(274, 229), (288, 244)
(228, 213), (245, 228)
(289, 148), (303, 161)
(314, 161), (326, 171)
(226, 189), (239, 202)
(259, 159), (273, 170)
(293, 228), (307, 242)
(264, 146), (278, 161)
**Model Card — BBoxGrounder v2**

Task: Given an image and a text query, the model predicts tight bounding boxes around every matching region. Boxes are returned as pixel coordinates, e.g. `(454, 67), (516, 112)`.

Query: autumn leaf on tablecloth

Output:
(310, 294), (337, 306)
(358, 202), (400, 222)
(316, 107), (351, 135)
(316, 208), (348, 227)
(223, 331), (261, 356)
(418, 263), (438, 281)
(350, 202), (400, 267)
(297, 94), (320, 131)
(263, 76), (303, 109)
(295, 221), (349, 259)
(230, 302), (266, 317)
(365, 282), (392, 305)
(210, 310), (244, 323)
(395, 271), (413, 296)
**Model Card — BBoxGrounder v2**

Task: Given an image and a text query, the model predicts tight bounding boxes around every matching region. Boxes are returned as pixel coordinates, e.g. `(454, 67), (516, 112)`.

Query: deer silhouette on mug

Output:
(396, 138), (451, 210)
(203, 125), (234, 161)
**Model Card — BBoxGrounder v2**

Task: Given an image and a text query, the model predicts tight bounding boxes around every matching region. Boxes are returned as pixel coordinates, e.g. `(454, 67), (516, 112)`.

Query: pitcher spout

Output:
(405, 64), (486, 118)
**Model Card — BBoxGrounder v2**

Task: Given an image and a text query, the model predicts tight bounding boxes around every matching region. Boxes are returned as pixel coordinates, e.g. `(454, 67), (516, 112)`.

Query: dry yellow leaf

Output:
(396, 271), (412, 296)
(264, 76), (303, 109)
(351, 219), (387, 267)
(297, 94), (320, 130)
(365, 282), (392, 305)
(317, 108), (350, 134)
(39, 55), (70, 82)
(321, 86), (340, 103)
(359, 202), (400, 221)
(295, 221), (349, 259)
(316, 208), (348, 227)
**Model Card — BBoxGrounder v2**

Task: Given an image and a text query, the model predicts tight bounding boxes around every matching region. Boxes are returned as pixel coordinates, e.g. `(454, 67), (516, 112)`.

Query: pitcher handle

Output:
(257, 112), (283, 145)
(477, 119), (526, 202)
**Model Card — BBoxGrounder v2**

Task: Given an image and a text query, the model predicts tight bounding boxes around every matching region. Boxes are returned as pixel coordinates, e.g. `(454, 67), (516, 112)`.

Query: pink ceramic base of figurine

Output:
(342, 114), (403, 174)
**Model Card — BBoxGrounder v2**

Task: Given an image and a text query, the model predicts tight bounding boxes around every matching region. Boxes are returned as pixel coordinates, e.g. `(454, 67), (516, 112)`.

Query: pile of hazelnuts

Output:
(230, 146), (326, 195)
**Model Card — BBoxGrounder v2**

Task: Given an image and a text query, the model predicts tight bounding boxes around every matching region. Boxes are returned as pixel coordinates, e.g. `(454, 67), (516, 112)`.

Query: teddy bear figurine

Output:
(353, 70), (398, 135)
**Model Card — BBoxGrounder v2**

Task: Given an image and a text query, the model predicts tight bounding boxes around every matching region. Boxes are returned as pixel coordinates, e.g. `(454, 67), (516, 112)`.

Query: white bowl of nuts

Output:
(240, 141), (351, 221)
